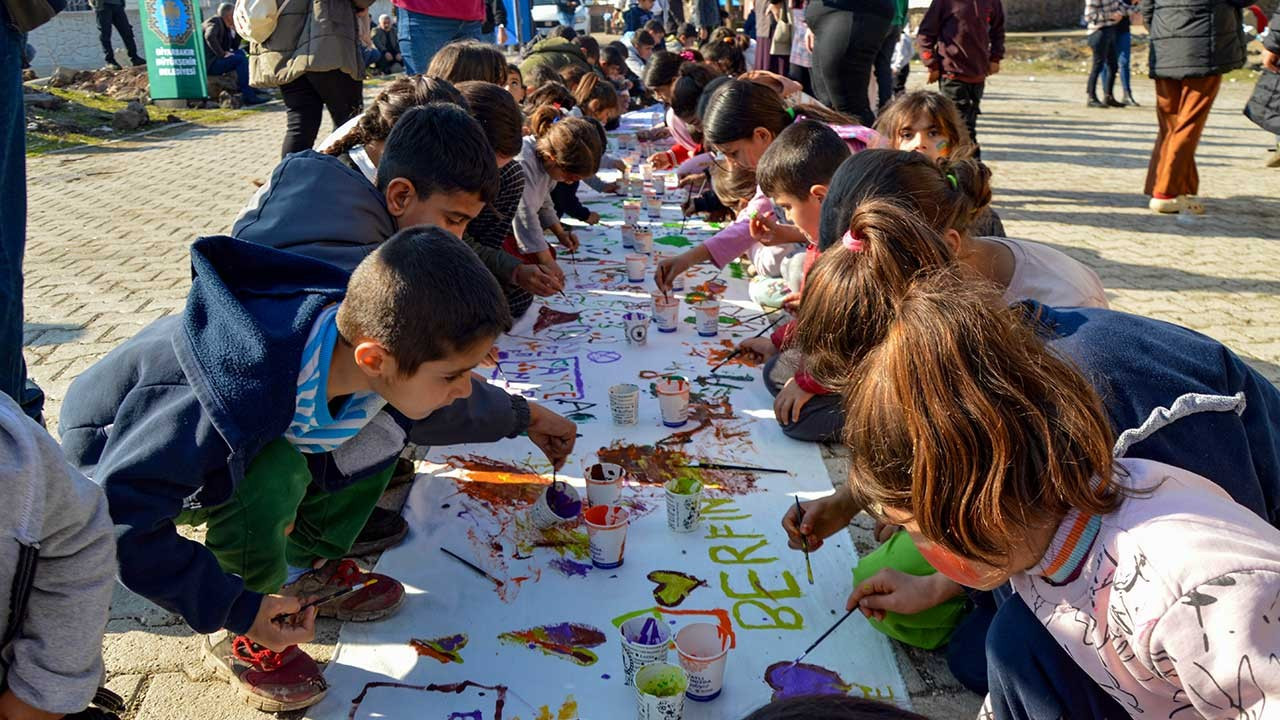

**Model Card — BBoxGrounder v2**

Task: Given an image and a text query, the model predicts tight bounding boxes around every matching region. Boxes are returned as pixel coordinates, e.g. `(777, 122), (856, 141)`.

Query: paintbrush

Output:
(272, 579), (378, 623)
(441, 547), (504, 586)
(684, 462), (788, 474)
(789, 606), (858, 668)
(709, 312), (788, 374)
(794, 496), (814, 585)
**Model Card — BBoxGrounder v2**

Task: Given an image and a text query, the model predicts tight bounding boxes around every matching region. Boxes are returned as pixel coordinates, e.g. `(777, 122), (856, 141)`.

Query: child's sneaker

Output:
(348, 506), (409, 556)
(282, 558), (404, 621)
(1148, 196), (1181, 214)
(202, 633), (327, 713)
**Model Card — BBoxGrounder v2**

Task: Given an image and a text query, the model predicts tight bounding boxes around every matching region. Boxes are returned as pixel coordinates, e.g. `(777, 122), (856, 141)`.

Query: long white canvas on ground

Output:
(310, 112), (906, 720)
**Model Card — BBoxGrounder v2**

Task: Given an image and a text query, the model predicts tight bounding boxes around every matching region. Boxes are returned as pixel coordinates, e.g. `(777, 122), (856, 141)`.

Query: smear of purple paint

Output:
(601, 674), (611, 680)
(550, 558), (592, 578)
(764, 661), (852, 700)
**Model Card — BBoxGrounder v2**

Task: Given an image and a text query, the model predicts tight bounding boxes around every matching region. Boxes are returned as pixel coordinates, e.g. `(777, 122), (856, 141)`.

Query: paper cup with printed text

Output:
(623, 311), (650, 346)
(634, 662), (688, 720)
(692, 299), (720, 337)
(609, 383), (640, 425)
(619, 617), (672, 687)
(583, 504), (630, 569)
(623, 199), (641, 225)
(621, 223), (637, 249)
(675, 622), (730, 701)
(634, 227), (654, 254)
(585, 462), (626, 508)
(653, 296), (680, 333)
(529, 481), (582, 529)
(646, 194), (662, 220)
(655, 376), (690, 428)
(664, 478), (703, 533)
(626, 253), (648, 283)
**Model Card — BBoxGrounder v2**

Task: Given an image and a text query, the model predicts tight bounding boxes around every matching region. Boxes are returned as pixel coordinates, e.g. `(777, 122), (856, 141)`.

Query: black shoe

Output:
(130, 57), (147, 67)
(1104, 95), (1124, 108)
(105, 60), (122, 70)
(1124, 93), (1139, 106)
(1087, 97), (1106, 108)
(388, 456), (417, 488)
(348, 506), (408, 556)
(243, 89), (271, 106)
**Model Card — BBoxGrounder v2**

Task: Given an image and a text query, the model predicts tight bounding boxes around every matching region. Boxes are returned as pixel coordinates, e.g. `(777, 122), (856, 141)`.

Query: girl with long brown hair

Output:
(833, 269), (1280, 720)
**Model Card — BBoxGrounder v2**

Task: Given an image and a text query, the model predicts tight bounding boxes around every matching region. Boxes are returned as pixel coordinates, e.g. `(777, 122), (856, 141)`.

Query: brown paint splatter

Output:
(701, 339), (761, 368)
(533, 306), (582, 333)
(597, 440), (758, 495)
(444, 454), (549, 509)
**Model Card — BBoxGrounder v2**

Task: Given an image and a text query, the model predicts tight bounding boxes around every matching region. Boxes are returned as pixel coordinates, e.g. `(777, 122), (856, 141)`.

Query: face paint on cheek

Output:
(915, 539), (994, 587)
(937, 140), (950, 157)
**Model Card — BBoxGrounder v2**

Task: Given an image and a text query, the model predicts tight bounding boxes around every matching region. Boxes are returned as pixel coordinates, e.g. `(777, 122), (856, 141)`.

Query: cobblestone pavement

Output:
(21, 71), (1279, 719)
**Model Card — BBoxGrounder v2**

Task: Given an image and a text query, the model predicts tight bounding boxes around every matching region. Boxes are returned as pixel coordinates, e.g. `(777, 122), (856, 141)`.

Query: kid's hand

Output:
(558, 230), (581, 252)
(601, 181), (621, 195)
(527, 404), (577, 470)
(847, 569), (965, 621)
(513, 264), (561, 296)
(678, 173), (705, 190)
(654, 255), (692, 294)
(774, 378), (815, 425)
(649, 151), (674, 170)
(781, 290), (802, 314)
(804, 29), (814, 53)
(927, 67), (940, 84)
(248, 594), (317, 652)
(1264, 48), (1279, 73)
(781, 486), (859, 552)
(0, 690), (61, 720)
(611, 158), (627, 171)
(738, 336), (778, 363)
(585, 212), (601, 226)
(748, 211), (776, 242)
(543, 259), (567, 287)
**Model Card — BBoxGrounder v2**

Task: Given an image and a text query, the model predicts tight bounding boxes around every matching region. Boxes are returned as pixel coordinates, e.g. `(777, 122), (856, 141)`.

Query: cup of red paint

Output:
(619, 616), (672, 686)
(585, 462), (625, 508)
(655, 376), (691, 428)
(583, 504), (630, 569)
(675, 622), (731, 701)
(530, 481), (582, 530)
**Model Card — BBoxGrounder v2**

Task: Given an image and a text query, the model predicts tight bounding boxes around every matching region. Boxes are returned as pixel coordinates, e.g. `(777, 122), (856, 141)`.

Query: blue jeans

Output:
(0, 24), (43, 421)
(1102, 27), (1133, 97)
(207, 49), (251, 94)
(395, 9), (483, 75)
(558, 10), (575, 27)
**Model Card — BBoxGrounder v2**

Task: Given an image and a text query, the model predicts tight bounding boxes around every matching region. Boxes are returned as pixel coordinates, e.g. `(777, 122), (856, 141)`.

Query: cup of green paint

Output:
(585, 462), (626, 508)
(634, 662), (688, 720)
(620, 617), (672, 686)
(675, 622), (731, 701)
(664, 477), (703, 533)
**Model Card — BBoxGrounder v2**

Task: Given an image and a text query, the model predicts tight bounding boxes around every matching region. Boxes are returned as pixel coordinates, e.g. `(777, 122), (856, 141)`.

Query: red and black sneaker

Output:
(202, 633), (327, 713)
(282, 558), (405, 622)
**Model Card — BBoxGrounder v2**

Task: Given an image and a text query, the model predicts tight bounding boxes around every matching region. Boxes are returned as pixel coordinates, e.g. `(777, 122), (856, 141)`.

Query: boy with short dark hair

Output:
(58, 228), (569, 712)
(623, 0), (655, 32)
(917, 0), (1004, 154)
(233, 103), (500, 273)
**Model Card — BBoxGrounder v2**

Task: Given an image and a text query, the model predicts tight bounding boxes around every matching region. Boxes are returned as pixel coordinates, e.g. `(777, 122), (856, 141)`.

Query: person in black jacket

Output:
(1244, 7), (1280, 167)
(482, 0), (508, 44)
(205, 4), (269, 104)
(1140, 0), (1248, 214)
(372, 14), (405, 73)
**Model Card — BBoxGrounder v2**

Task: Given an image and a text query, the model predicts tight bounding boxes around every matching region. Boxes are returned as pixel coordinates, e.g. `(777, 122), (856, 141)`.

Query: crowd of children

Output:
(1, 12), (1277, 720)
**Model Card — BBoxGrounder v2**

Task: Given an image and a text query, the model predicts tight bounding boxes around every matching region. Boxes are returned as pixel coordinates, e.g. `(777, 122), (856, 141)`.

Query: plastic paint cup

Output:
(585, 462), (625, 508)
(634, 662), (688, 720)
(655, 376), (690, 428)
(609, 383), (640, 425)
(583, 504), (630, 569)
(623, 311), (650, 345)
(652, 172), (667, 197)
(620, 618), (672, 687)
(634, 227), (654, 254)
(626, 253), (648, 283)
(641, 162), (653, 182)
(664, 478), (703, 533)
(692, 299), (720, 337)
(530, 481), (582, 529)
(653, 296), (680, 333)
(646, 195), (662, 220)
(623, 200), (641, 225)
(617, 132), (636, 152)
(621, 223), (637, 249)
(674, 623), (731, 702)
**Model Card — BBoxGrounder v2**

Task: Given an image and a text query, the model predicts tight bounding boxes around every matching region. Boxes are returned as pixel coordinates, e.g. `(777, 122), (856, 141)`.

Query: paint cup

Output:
(655, 376), (690, 428)
(626, 253), (647, 283)
(618, 132), (636, 152)
(623, 199), (641, 225)
(623, 311), (650, 346)
(583, 504), (630, 569)
(530, 481), (582, 529)
(652, 172), (667, 197)
(641, 162), (653, 182)
(630, 176), (645, 197)
(670, 270), (686, 292)
(585, 462), (625, 508)
(621, 223), (637, 249)
(646, 195), (662, 220)
(620, 618), (673, 687)
(675, 623), (731, 702)
(634, 663), (688, 720)
(634, 227), (654, 255)
(664, 478), (703, 533)
(692, 299), (720, 337)
(609, 383), (640, 425)
(653, 296), (680, 333)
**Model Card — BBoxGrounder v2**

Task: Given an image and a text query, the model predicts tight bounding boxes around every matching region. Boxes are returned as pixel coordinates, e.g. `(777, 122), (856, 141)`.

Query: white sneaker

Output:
(1149, 196), (1180, 213)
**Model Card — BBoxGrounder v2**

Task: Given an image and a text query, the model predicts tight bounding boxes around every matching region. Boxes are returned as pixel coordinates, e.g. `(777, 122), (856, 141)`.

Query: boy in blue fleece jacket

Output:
(57, 223), (571, 712)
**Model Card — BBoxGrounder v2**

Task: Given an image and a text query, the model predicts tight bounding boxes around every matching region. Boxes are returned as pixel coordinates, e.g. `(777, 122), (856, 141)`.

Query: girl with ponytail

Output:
(654, 78), (878, 294)
(649, 61), (720, 174)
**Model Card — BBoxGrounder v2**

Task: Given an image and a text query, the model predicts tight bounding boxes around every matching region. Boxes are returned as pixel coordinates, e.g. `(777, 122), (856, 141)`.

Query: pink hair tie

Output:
(842, 230), (865, 252)
(679, 49), (696, 61)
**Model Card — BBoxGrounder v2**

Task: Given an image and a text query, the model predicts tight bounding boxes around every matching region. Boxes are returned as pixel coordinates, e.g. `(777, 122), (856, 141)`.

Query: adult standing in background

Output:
(1141, 0), (1247, 214)
(557, 0), (579, 29)
(873, 0), (908, 111)
(482, 0), (509, 44)
(249, 0), (368, 156)
(90, 0), (146, 69)
(804, 0), (894, 125)
(692, 0), (721, 39)
(1084, 0), (1125, 107)
(393, 0), (483, 75)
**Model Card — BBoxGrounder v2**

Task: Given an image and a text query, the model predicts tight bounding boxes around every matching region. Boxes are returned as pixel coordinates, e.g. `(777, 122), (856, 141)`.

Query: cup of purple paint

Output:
(619, 616), (672, 686)
(583, 504), (630, 569)
(585, 462), (625, 508)
(530, 481), (582, 530)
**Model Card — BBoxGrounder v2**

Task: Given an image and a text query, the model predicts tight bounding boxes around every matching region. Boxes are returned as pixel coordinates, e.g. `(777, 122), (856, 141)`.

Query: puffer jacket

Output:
(1244, 9), (1280, 134)
(248, 0), (373, 88)
(1140, 0), (1248, 79)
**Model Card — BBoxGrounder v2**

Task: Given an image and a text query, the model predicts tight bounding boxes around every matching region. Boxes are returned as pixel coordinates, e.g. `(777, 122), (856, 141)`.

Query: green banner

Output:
(140, 0), (209, 100)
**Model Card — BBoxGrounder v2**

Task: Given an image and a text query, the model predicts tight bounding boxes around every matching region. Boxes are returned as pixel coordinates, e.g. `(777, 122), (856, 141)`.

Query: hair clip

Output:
(785, 107), (796, 120)
(841, 230), (865, 252)
(679, 49), (696, 61)
(945, 173), (958, 190)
